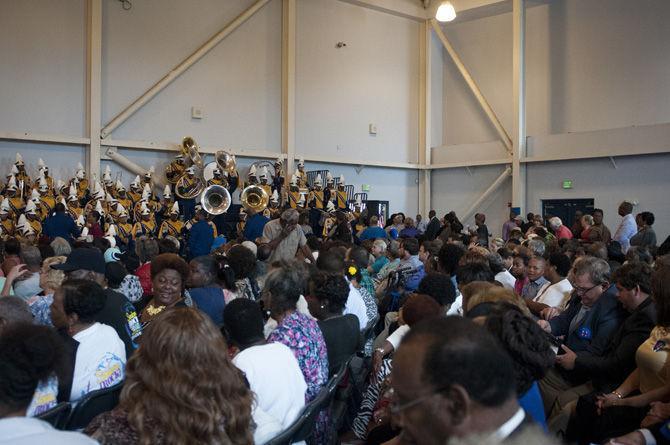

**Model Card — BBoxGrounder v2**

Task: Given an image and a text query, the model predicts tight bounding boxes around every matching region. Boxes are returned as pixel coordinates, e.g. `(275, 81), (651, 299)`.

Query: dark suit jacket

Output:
(574, 297), (656, 390)
(424, 217), (441, 240)
(549, 285), (625, 355)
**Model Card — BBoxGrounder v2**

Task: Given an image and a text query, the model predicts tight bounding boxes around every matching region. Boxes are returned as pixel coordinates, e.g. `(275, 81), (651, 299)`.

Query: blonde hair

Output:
(465, 285), (531, 317)
(40, 256), (67, 292)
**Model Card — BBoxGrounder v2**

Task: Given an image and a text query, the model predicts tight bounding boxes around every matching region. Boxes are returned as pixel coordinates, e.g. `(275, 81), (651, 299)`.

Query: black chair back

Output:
(65, 381), (124, 430)
(35, 401), (71, 429)
(265, 360), (350, 445)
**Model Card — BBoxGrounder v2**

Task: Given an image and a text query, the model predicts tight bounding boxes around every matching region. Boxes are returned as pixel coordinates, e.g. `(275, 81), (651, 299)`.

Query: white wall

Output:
(296, 0), (420, 164)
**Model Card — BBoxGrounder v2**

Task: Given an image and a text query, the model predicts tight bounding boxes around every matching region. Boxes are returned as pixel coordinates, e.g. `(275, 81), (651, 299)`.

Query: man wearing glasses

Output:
(390, 317), (537, 444)
(536, 256), (624, 420)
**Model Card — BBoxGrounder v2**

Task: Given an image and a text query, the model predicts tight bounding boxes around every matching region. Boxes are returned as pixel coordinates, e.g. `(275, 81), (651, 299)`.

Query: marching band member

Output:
(308, 173), (325, 234)
(114, 205), (133, 246)
(237, 208), (247, 238)
(105, 192), (119, 220)
(259, 166), (272, 197)
(5, 175), (25, 217)
(55, 179), (67, 200)
(245, 165), (259, 188)
(272, 156), (284, 195)
(176, 166), (201, 198)
(73, 162), (88, 199)
(142, 166), (155, 191)
(37, 158), (54, 192)
(128, 175), (142, 204)
(16, 214), (36, 244)
(14, 153), (32, 193)
(37, 176), (55, 218)
(165, 153), (186, 184)
(132, 202), (156, 239)
(268, 190), (281, 219)
(115, 180), (133, 212)
(159, 202), (184, 239)
(104, 224), (117, 248)
(207, 166), (226, 187)
(134, 184), (153, 222)
(288, 174), (301, 209)
(24, 200), (42, 239)
(84, 181), (106, 215)
(336, 175), (348, 210)
(227, 155), (240, 196)
(0, 199), (14, 238)
(158, 184), (174, 221)
(296, 157), (307, 187)
(102, 165), (114, 194)
(322, 201), (337, 237)
(325, 172), (336, 207)
(66, 185), (83, 220)
(29, 189), (42, 219)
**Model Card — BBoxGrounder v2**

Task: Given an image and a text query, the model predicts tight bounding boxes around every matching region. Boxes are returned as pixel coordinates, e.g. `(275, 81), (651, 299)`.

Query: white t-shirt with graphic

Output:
(70, 322), (126, 402)
(27, 376), (59, 417)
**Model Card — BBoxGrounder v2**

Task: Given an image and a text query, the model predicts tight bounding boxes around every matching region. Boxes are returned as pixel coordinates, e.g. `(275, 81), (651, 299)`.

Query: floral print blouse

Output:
(268, 311), (329, 402)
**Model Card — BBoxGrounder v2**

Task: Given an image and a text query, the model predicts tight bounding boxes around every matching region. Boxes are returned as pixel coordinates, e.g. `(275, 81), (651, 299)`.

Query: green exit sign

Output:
(562, 180), (573, 189)
(361, 184), (371, 192)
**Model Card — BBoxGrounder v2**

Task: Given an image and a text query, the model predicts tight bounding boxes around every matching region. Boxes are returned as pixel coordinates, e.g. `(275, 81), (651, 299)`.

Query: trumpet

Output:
(240, 185), (269, 213)
(201, 185), (231, 215)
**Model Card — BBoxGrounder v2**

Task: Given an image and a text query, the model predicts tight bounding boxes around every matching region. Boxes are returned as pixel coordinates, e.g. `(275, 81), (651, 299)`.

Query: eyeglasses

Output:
(573, 283), (601, 295)
(389, 392), (437, 415)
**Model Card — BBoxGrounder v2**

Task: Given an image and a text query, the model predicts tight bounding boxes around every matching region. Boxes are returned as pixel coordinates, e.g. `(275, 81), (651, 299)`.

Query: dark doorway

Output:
(542, 199), (594, 229)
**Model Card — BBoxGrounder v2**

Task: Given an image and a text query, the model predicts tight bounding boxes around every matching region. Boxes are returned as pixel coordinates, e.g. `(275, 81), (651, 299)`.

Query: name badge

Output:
(577, 326), (592, 340)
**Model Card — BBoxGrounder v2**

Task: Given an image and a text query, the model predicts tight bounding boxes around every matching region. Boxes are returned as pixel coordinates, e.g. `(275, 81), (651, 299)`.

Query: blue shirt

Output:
(359, 226), (387, 241)
(519, 381), (547, 431)
(43, 212), (80, 240)
(244, 213), (269, 241)
(188, 287), (225, 326)
(189, 220), (214, 259)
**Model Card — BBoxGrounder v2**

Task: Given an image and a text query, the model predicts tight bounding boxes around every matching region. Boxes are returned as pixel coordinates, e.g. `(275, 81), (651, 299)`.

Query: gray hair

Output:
(50, 237), (72, 257)
(0, 297), (33, 326)
(387, 240), (401, 259)
(526, 239), (546, 258)
(572, 256), (611, 285)
(548, 217), (562, 230)
(280, 208), (300, 224)
(19, 245), (42, 268)
(263, 260), (305, 314)
(373, 239), (387, 253)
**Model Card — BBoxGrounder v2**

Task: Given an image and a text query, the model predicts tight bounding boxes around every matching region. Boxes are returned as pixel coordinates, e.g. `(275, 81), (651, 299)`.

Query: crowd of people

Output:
(1, 152), (670, 445)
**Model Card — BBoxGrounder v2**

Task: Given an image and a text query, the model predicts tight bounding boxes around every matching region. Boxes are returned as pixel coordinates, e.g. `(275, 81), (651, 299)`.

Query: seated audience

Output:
(358, 216), (387, 241)
(86, 308), (253, 444)
(368, 239), (389, 275)
(511, 248), (531, 296)
(51, 279), (126, 402)
(186, 255), (233, 326)
(134, 236), (159, 296)
(264, 262), (328, 402)
(630, 211), (657, 249)
(538, 256), (625, 415)
(565, 262), (670, 444)
(27, 255), (66, 326)
(318, 250), (369, 330)
(224, 299), (306, 440)
(0, 323), (96, 444)
(105, 261), (143, 304)
(139, 253), (193, 326)
(527, 252), (573, 318)
(307, 272), (360, 375)
(489, 252), (516, 290)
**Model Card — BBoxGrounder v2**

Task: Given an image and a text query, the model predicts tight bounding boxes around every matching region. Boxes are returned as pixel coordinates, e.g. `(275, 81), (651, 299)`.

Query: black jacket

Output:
(574, 297), (656, 390)
(424, 217), (441, 241)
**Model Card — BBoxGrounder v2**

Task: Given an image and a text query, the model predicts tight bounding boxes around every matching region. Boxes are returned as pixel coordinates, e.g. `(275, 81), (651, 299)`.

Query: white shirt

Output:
(344, 282), (370, 330)
(495, 270), (516, 290)
(533, 278), (573, 309)
(614, 213), (638, 253)
(0, 417), (97, 445)
(70, 322), (126, 402)
(447, 293), (463, 316)
(386, 324), (411, 350)
(489, 407), (525, 442)
(416, 220), (428, 234)
(233, 343), (307, 432)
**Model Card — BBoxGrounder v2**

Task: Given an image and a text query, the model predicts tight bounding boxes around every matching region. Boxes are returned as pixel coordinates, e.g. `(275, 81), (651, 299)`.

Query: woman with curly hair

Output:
(227, 244), (260, 301)
(86, 308), (254, 444)
(139, 253), (194, 326)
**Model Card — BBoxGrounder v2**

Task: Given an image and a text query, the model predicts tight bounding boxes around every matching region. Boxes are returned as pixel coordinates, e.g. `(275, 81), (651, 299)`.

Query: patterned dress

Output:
(268, 311), (329, 402)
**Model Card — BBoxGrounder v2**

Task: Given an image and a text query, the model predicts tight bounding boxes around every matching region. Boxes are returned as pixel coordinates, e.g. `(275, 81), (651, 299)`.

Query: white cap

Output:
(131, 175), (140, 186)
(290, 174), (297, 186)
(38, 158), (46, 168)
(271, 189), (279, 203)
(249, 165), (257, 177)
(77, 162), (84, 170)
(7, 175), (17, 190)
(314, 174), (322, 185)
(15, 153), (24, 165)
(17, 214), (27, 228)
(298, 157), (305, 167)
(326, 172), (334, 183)
(275, 156), (283, 165)
(38, 176), (48, 191)
(260, 166), (269, 179)
(140, 202), (150, 215)
(59, 197), (67, 206)
(163, 184), (172, 198)
(117, 204), (128, 217)
(106, 192), (116, 203)
(185, 166), (195, 175)
(0, 198), (9, 215)
(326, 200), (336, 213)
(339, 175), (345, 184)
(142, 183), (151, 200)
(145, 166), (155, 178)
(170, 201), (179, 215)
(116, 179), (125, 191)
(25, 200), (37, 214)
(31, 189), (40, 200)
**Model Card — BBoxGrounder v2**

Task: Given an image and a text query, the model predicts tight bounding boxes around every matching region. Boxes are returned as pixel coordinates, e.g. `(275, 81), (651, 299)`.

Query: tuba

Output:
(215, 150), (237, 175)
(200, 184), (231, 215)
(181, 136), (196, 157)
(240, 185), (269, 213)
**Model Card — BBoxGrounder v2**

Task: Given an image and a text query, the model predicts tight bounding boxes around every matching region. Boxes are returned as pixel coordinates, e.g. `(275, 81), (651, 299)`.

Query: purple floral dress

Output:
(268, 311), (329, 402)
